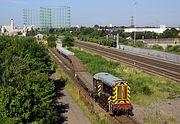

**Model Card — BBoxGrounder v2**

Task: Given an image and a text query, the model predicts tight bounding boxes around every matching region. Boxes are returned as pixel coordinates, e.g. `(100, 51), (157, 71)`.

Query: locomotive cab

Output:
(93, 72), (134, 116)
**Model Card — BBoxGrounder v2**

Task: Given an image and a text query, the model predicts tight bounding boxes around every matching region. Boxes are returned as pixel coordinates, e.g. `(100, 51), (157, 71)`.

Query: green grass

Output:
(55, 68), (112, 124)
(70, 47), (180, 106)
(144, 115), (162, 124)
(144, 113), (177, 124)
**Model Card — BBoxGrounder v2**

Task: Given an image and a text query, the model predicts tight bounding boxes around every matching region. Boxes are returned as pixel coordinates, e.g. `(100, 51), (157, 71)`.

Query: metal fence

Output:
(119, 45), (180, 63)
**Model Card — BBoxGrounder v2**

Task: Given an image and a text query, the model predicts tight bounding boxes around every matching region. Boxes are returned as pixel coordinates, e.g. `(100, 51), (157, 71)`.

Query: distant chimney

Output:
(1, 26), (5, 33)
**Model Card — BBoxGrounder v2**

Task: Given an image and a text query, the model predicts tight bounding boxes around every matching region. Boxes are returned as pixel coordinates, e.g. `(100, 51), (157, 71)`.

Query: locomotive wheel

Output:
(112, 111), (116, 116)
(94, 96), (97, 102)
(105, 104), (109, 112)
(105, 108), (109, 112)
(110, 113), (115, 117)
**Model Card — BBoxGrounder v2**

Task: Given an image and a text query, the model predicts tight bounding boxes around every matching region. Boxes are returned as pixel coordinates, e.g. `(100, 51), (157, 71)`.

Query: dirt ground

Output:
(51, 73), (92, 124)
(134, 98), (180, 124)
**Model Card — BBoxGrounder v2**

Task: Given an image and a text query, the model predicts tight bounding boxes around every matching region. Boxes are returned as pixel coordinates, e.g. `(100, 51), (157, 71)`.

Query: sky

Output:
(0, 0), (180, 27)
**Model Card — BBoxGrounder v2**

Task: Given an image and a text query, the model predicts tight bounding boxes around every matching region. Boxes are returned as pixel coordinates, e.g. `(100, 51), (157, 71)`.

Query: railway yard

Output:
(48, 48), (139, 124)
(75, 40), (180, 82)
(48, 41), (180, 124)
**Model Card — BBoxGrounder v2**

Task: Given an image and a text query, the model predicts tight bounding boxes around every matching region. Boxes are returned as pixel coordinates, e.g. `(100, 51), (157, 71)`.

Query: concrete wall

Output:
(143, 38), (180, 44)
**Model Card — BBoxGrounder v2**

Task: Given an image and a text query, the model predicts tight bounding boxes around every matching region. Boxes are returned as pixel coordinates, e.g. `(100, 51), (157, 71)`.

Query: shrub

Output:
(135, 41), (144, 48)
(151, 45), (164, 51)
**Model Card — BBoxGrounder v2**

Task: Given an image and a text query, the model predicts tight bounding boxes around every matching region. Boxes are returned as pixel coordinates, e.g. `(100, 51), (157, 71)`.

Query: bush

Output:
(62, 34), (74, 47)
(135, 41), (144, 48)
(142, 85), (152, 95)
(166, 45), (180, 54)
(131, 82), (152, 95)
(151, 45), (164, 51)
(120, 38), (129, 45)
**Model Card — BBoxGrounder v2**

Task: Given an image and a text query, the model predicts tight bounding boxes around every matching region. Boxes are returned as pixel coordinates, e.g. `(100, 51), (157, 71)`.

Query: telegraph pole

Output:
(116, 33), (119, 48)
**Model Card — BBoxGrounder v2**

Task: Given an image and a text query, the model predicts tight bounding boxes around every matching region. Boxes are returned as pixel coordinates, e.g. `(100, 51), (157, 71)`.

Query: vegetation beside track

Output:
(56, 68), (112, 124)
(0, 36), (56, 123)
(144, 113), (177, 124)
(70, 47), (180, 106)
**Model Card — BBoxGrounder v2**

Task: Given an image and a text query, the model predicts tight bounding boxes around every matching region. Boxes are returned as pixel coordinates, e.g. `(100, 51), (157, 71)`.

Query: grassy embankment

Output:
(55, 68), (112, 124)
(69, 47), (180, 106)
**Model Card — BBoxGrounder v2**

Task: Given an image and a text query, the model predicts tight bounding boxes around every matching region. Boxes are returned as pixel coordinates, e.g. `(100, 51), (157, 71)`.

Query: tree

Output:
(166, 45), (180, 54)
(49, 28), (54, 34)
(47, 35), (57, 47)
(131, 31), (158, 39)
(27, 27), (37, 36)
(94, 24), (99, 29)
(0, 36), (56, 123)
(62, 34), (74, 47)
(160, 28), (179, 38)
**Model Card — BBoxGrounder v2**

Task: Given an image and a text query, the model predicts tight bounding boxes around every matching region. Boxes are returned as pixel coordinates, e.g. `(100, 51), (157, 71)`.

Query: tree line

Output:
(63, 27), (180, 54)
(0, 36), (56, 123)
(39, 27), (180, 53)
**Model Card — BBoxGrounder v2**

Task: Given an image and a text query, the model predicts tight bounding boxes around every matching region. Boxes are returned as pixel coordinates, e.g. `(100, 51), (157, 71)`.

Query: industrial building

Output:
(124, 25), (167, 34)
(23, 6), (71, 31)
(0, 19), (27, 36)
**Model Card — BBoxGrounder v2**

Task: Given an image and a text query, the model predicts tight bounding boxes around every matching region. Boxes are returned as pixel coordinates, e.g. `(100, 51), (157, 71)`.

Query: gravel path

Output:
(51, 73), (92, 124)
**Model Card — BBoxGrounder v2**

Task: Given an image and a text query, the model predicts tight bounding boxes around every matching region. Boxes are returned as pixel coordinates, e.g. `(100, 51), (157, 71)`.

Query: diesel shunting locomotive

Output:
(93, 72), (134, 116)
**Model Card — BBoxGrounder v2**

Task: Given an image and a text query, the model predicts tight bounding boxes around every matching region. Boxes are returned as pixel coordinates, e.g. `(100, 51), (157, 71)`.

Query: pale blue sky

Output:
(0, 0), (179, 27)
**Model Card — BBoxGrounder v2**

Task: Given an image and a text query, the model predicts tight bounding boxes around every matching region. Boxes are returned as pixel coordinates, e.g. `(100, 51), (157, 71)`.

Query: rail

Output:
(75, 41), (180, 82)
(48, 48), (139, 124)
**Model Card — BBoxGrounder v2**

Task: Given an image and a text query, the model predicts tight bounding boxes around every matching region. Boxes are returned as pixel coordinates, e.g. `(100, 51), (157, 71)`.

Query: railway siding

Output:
(75, 41), (180, 82)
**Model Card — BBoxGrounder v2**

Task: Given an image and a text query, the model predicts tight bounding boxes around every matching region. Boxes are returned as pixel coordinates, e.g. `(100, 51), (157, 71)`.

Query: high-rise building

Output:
(52, 6), (71, 28)
(39, 7), (52, 31)
(23, 9), (39, 27)
(23, 6), (71, 31)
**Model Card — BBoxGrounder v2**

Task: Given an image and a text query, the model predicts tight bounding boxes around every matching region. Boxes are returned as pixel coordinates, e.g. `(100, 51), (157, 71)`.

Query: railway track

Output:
(48, 48), (139, 124)
(75, 41), (180, 82)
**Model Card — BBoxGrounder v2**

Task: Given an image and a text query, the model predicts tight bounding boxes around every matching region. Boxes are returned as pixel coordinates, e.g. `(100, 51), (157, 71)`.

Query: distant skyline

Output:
(0, 0), (180, 27)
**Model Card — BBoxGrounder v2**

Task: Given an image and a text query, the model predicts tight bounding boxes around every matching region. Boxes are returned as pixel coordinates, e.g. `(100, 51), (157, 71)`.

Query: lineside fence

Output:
(119, 45), (180, 63)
